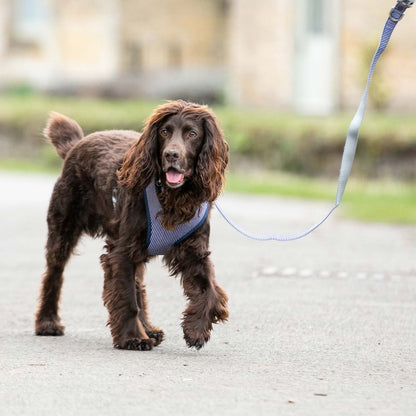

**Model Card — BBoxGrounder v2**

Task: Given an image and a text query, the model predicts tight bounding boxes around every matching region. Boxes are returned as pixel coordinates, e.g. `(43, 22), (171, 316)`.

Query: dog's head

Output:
(118, 100), (229, 203)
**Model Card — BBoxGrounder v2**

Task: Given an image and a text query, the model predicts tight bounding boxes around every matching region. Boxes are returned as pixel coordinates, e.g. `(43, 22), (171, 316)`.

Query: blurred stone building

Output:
(0, 0), (415, 113)
(229, 0), (416, 113)
(0, 0), (227, 101)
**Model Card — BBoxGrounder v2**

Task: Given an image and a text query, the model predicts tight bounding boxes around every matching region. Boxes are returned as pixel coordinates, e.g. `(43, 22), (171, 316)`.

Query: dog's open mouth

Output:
(165, 168), (185, 188)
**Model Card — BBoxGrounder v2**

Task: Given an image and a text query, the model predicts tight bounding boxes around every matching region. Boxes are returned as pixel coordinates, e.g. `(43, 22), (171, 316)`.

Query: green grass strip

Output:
(226, 171), (416, 224)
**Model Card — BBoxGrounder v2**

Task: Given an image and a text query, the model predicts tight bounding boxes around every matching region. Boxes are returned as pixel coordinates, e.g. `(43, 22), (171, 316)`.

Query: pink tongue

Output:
(166, 169), (184, 185)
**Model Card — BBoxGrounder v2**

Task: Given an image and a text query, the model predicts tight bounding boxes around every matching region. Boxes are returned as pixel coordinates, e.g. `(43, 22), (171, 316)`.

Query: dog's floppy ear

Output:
(195, 109), (229, 202)
(117, 121), (159, 192)
(118, 101), (185, 192)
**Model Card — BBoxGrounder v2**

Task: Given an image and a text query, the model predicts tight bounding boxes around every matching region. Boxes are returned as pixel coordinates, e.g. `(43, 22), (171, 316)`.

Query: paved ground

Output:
(0, 171), (415, 416)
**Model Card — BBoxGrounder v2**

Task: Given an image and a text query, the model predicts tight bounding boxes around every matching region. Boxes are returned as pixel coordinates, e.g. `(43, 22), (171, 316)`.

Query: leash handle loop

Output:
(215, 0), (413, 242)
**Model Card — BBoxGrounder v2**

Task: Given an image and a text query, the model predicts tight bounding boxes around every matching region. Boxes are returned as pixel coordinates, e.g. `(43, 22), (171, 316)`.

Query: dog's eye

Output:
(189, 130), (197, 138)
(160, 129), (168, 137)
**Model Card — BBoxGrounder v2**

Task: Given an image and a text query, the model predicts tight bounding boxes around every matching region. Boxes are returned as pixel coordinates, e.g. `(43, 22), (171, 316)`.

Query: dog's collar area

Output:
(111, 179), (209, 255)
(111, 176), (182, 210)
(144, 178), (209, 256)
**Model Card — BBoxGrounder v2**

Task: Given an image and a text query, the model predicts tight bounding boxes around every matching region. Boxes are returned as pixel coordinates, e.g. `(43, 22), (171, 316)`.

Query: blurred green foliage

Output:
(226, 171), (416, 224)
(1, 92), (415, 178)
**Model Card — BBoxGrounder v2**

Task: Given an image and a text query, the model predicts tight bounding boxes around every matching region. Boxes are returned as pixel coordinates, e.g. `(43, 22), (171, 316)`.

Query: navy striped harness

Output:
(143, 179), (209, 256)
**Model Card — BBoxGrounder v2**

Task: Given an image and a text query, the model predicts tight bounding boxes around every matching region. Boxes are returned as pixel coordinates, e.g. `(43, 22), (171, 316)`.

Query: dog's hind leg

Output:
(135, 263), (164, 346)
(35, 179), (82, 336)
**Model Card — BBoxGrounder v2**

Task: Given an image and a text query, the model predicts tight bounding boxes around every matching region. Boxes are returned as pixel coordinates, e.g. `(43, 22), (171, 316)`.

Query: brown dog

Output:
(35, 100), (229, 350)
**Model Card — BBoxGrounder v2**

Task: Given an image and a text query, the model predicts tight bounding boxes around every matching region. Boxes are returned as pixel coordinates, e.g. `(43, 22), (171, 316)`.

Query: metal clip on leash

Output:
(214, 0), (414, 242)
(390, 0), (414, 21)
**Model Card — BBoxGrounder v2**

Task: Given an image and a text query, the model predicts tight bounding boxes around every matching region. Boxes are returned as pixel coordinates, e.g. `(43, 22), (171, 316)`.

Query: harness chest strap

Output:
(112, 181), (209, 255)
(144, 179), (210, 256)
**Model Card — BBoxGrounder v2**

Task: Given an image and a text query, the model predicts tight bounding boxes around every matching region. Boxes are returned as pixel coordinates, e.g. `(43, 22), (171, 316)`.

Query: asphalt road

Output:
(1, 172), (415, 416)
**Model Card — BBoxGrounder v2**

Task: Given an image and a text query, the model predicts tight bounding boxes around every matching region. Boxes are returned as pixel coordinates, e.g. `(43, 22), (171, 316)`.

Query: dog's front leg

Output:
(166, 246), (229, 349)
(135, 263), (164, 346)
(182, 255), (228, 349)
(102, 251), (153, 350)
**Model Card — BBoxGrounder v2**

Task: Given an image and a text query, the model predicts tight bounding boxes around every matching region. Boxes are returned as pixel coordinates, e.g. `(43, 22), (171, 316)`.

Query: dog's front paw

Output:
(35, 318), (65, 336)
(210, 303), (229, 324)
(115, 338), (154, 351)
(146, 329), (165, 346)
(211, 286), (229, 323)
(183, 328), (211, 350)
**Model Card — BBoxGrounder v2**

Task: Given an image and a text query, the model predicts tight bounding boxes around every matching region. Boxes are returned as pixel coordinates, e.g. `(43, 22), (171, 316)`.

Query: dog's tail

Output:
(43, 112), (84, 159)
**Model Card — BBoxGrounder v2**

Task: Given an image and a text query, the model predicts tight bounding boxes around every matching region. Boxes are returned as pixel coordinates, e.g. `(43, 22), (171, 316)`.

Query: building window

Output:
(10, 0), (47, 47)
(307, 0), (325, 34)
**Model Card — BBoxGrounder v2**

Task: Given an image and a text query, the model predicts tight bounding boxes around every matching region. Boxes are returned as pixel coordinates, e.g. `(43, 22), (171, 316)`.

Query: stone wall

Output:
(0, 0), (119, 88)
(53, 0), (120, 84)
(121, 0), (226, 71)
(227, 0), (294, 108)
(119, 0), (227, 99)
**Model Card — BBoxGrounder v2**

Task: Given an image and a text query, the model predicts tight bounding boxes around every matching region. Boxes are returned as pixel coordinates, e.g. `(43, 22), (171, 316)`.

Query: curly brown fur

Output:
(35, 100), (229, 350)
(43, 111), (84, 159)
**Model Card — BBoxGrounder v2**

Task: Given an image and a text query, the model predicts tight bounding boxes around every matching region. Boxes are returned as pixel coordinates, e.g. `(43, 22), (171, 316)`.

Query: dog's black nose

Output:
(164, 149), (180, 162)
